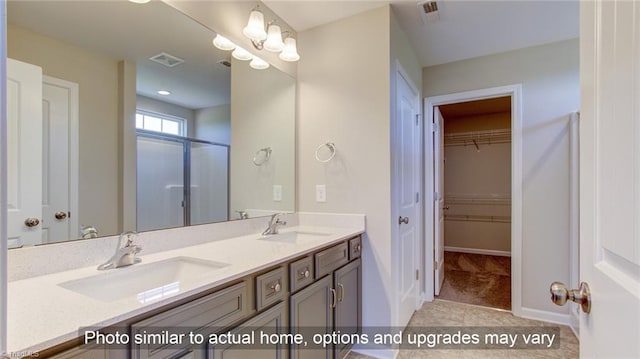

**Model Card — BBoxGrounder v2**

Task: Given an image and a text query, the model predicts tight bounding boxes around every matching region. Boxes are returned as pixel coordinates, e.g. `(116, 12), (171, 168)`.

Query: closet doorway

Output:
(424, 85), (523, 313)
(436, 96), (512, 310)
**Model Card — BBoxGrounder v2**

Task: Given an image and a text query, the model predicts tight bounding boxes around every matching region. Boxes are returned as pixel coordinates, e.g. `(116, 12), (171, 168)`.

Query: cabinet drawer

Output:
(315, 242), (348, 279)
(256, 267), (287, 311)
(290, 256), (314, 293)
(131, 281), (249, 359)
(349, 236), (362, 260)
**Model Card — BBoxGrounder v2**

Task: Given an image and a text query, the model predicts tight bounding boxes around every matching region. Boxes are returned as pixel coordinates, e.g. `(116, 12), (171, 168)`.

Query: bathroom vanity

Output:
(7, 215), (364, 359)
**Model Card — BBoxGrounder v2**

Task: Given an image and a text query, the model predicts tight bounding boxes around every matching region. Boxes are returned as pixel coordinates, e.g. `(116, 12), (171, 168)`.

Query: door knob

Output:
(399, 216), (409, 225)
(550, 281), (591, 314)
(55, 211), (68, 220)
(24, 217), (40, 227)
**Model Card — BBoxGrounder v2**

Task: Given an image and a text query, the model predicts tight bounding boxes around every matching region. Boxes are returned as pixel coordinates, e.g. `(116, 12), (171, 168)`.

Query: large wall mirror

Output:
(6, 0), (295, 247)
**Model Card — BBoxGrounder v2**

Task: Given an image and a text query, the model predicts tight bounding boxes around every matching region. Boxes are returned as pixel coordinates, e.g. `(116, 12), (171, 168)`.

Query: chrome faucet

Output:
(97, 231), (142, 270)
(262, 213), (287, 235)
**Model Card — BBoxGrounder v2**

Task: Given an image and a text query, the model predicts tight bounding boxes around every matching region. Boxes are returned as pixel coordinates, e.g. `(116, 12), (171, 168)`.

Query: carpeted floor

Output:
(436, 251), (511, 310)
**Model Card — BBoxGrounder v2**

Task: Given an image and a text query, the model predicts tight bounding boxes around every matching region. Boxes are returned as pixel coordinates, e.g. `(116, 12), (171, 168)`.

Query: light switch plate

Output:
(316, 185), (327, 202)
(273, 185), (282, 201)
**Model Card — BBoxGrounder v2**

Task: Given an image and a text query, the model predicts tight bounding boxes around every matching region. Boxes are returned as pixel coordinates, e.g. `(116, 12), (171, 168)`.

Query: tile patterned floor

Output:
(346, 300), (578, 359)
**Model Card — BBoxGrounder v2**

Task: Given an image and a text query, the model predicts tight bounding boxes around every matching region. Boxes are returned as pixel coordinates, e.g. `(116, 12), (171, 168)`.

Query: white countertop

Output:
(7, 225), (364, 354)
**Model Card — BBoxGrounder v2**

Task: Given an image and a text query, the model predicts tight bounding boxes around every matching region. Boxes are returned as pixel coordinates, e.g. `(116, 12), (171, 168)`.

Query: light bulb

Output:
(242, 9), (267, 41)
(232, 46), (253, 61)
(263, 25), (285, 52)
(212, 34), (236, 51)
(279, 37), (300, 62)
(250, 57), (270, 70)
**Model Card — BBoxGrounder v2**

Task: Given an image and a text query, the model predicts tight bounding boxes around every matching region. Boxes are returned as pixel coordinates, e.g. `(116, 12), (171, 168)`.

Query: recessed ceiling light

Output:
(157, 90), (171, 96)
(129, 0), (151, 4)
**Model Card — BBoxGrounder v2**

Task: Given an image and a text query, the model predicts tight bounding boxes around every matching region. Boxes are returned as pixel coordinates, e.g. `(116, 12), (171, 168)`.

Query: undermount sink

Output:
(259, 230), (332, 243)
(58, 256), (230, 303)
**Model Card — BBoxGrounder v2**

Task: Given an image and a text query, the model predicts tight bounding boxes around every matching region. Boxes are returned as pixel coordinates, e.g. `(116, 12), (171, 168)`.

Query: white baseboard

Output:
(518, 307), (571, 326)
(444, 246), (511, 257)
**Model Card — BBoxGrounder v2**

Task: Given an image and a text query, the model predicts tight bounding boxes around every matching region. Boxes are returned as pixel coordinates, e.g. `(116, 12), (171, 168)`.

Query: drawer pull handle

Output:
(270, 282), (282, 293)
(338, 283), (345, 302)
(300, 269), (310, 279)
(330, 288), (337, 308)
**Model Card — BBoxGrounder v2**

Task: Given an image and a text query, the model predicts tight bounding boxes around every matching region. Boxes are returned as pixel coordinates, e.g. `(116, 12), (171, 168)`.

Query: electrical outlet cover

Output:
(273, 185), (282, 201)
(316, 185), (326, 202)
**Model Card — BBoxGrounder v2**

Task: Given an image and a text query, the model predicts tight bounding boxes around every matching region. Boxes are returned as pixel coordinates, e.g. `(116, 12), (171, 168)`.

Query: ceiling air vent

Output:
(217, 59), (232, 68)
(149, 52), (185, 68)
(418, 1), (440, 23)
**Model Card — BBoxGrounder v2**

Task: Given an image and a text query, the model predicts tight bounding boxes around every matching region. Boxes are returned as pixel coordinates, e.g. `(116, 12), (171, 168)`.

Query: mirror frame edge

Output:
(1, 0), (9, 354)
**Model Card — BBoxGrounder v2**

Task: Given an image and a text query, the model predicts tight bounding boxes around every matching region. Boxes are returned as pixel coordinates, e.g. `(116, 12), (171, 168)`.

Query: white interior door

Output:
(433, 107), (445, 295)
(42, 76), (79, 244)
(7, 59), (43, 247)
(578, 0), (640, 356)
(395, 68), (421, 327)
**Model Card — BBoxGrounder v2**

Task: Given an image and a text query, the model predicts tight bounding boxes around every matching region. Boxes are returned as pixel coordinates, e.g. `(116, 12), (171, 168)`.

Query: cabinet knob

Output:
(300, 269), (310, 278)
(355, 243), (362, 252)
(271, 282), (281, 293)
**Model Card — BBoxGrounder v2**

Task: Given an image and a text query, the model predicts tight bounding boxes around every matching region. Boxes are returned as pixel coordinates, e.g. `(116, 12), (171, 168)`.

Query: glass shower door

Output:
(136, 136), (185, 232)
(189, 142), (229, 225)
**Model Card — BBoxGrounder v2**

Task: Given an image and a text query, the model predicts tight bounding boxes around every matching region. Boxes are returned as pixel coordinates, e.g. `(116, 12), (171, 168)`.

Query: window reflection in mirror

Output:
(6, 0), (295, 247)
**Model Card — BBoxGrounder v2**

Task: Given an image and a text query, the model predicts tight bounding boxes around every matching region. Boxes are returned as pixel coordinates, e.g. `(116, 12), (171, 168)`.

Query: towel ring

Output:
(315, 142), (336, 163)
(253, 147), (272, 166)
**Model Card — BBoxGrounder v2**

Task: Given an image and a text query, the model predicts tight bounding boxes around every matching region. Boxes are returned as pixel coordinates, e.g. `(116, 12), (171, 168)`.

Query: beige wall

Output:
(8, 24), (121, 237)
(298, 5), (422, 332)
(424, 38), (579, 314)
(230, 58), (295, 215)
(195, 104), (231, 145)
(444, 114), (511, 252)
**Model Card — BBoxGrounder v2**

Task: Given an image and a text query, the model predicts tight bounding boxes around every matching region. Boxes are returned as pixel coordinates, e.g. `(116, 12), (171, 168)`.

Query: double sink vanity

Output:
(7, 213), (365, 359)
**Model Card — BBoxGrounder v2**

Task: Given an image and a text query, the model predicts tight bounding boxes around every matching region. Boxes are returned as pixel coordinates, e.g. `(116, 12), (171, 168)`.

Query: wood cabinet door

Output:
(290, 276), (332, 359)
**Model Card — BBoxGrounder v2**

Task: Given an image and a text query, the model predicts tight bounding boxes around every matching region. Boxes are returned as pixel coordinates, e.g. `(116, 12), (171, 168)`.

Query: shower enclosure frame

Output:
(136, 129), (230, 228)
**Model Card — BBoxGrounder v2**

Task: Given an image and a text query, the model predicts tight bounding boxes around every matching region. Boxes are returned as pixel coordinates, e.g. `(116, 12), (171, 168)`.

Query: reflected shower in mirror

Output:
(6, 0), (295, 247)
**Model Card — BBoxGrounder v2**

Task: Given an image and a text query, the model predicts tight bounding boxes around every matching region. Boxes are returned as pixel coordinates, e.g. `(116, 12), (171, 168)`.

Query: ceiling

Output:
(7, 0), (580, 107)
(8, 0), (231, 110)
(264, 0), (580, 67)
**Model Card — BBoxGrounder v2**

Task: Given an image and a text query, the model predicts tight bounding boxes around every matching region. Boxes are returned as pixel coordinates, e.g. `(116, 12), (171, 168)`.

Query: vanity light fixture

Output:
(232, 46), (253, 61)
(213, 34), (236, 51)
(249, 56), (270, 70)
(241, 5), (300, 62)
(243, 7), (268, 41)
(279, 37), (300, 62)
(157, 90), (171, 96)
